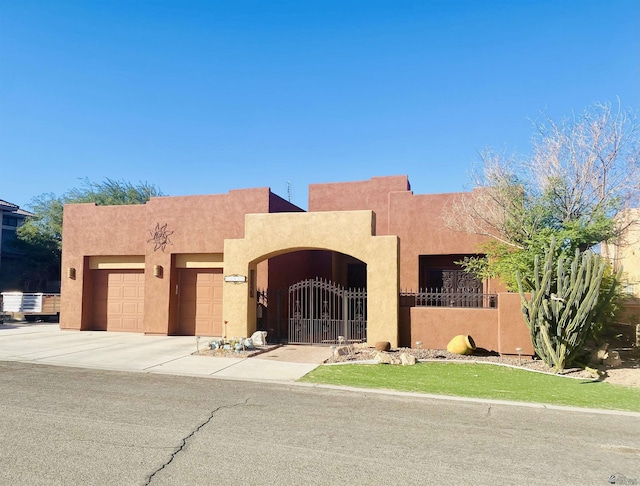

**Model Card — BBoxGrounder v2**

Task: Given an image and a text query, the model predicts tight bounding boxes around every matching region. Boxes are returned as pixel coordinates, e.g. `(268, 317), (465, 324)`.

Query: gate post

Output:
(343, 292), (349, 341)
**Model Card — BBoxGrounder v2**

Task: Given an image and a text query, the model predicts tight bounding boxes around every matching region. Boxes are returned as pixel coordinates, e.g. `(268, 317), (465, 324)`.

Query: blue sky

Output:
(1, 0), (638, 210)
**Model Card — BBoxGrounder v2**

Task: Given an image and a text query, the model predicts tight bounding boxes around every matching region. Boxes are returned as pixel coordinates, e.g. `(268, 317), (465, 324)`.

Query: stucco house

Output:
(602, 208), (640, 298)
(60, 176), (533, 355)
(602, 208), (640, 327)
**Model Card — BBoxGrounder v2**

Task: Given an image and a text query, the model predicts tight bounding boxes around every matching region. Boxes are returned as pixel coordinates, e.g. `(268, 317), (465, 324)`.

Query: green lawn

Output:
(299, 362), (640, 412)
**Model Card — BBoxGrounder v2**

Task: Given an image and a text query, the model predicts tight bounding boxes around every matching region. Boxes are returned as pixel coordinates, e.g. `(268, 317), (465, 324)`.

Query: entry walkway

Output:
(0, 322), (332, 381)
(256, 344), (334, 363)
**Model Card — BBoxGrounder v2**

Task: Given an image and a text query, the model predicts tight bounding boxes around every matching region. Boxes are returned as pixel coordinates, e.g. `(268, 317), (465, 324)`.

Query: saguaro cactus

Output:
(516, 238), (613, 372)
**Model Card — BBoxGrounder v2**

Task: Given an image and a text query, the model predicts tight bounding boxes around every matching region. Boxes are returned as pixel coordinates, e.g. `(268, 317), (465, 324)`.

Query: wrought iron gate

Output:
(288, 278), (366, 345)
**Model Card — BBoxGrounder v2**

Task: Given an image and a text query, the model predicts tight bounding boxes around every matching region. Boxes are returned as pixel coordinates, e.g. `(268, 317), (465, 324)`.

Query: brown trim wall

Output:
(401, 292), (534, 355)
(308, 175), (411, 236)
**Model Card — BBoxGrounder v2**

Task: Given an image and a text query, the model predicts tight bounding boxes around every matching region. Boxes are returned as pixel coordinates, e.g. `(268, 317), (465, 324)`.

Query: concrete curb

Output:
(294, 382), (640, 417)
(1, 324), (637, 417)
(6, 358), (638, 418)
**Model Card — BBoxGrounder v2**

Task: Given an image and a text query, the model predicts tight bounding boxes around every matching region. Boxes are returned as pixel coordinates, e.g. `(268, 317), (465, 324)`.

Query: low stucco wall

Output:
(497, 292), (534, 356)
(408, 307), (499, 351)
(402, 293), (535, 355)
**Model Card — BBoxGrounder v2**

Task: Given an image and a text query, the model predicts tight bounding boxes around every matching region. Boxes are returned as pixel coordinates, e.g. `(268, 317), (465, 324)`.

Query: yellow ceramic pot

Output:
(447, 335), (476, 355)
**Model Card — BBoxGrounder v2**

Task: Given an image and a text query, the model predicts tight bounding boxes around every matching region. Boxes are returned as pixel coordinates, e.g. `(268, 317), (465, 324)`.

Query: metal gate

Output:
(288, 277), (366, 345)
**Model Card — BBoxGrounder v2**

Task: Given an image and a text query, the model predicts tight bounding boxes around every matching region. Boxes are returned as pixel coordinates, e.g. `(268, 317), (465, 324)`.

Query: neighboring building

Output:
(0, 199), (33, 290)
(602, 208), (640, 327)
(60, 176), (533, 355)
(602, 208), (640, 298)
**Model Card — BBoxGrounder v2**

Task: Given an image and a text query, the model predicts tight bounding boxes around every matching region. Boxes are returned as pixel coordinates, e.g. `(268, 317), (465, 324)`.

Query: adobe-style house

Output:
(60, 176), (533, 355)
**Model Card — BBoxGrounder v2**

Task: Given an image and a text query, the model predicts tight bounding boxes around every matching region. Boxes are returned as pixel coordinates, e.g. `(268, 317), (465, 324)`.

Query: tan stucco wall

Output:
(602, 209), (640, 325)
(603, 208), (640, 298)
(223, 210), (400, 346)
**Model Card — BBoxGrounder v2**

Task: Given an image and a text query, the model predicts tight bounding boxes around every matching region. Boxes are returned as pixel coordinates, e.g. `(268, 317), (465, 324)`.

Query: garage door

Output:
(91, 270), (145, 332)
(177, 268), (223, 336)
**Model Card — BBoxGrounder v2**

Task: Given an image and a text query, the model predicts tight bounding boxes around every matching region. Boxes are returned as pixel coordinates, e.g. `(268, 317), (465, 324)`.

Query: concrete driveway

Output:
(0, 322), (330, 381)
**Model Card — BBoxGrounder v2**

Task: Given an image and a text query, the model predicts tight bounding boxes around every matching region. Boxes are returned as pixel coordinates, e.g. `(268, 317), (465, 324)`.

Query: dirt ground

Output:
(600, 348), (640, 387)
(593, 323), (640, 388)
(605, 367), (640, 387)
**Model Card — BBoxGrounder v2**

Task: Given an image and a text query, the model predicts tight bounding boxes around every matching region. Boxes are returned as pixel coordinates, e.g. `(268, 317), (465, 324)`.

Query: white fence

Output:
(1, 292), (55, 312)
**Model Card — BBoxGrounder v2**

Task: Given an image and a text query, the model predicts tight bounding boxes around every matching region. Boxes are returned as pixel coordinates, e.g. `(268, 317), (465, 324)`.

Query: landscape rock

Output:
(400, 352), (416, 366)
(335, 346), (352, 356)
(591, 343), (609, 364)
(376, 351), (401, 365)
(375, 341), (391, 352)
(603, 350), (622, 367)
(250, 331), (268, 346)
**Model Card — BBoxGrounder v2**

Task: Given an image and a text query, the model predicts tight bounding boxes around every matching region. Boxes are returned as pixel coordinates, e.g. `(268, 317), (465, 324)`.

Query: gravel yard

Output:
(324, 345), (640, 388)
(195, 342), (640, 388)
(194, 345), (279, 359)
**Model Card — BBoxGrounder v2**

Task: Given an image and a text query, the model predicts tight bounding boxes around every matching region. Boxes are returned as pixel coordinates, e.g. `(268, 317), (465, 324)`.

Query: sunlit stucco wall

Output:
(224, 210), (400, 346)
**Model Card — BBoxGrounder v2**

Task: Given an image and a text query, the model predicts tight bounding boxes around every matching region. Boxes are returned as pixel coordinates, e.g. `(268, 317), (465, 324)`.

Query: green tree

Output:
(13, 179), (163, 290)
(445, 101), (638, 285)
(444, 101), (637, 339)
(16, 193), (65, 252)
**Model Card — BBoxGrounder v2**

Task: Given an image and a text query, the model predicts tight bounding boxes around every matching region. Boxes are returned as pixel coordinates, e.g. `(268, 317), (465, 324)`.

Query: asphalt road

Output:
(0, 362), (638, 486)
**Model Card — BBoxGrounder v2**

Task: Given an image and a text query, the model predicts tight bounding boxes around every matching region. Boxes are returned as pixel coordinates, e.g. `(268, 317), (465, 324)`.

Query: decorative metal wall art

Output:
(147, 223), (174, 252)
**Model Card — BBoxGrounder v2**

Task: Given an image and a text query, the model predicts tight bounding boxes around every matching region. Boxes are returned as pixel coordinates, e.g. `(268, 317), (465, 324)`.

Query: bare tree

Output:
(443, 152), (543, 249)
(529, 101), (640, 234)
(445, 101), (640, 248)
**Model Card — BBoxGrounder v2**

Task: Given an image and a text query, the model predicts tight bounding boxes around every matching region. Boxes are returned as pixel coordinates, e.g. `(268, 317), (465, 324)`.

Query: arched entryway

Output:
(222, 210), (399, 347)
(254, 249), (367, 343)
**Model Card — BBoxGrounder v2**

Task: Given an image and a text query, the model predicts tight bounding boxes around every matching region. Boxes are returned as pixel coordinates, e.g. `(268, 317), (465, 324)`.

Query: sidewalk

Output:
(2, 322), (638, 417)
(0, 322), (331, 381)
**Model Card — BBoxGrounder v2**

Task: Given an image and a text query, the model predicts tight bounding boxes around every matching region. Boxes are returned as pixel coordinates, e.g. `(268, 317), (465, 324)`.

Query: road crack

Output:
(144, 398), (250, 485)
